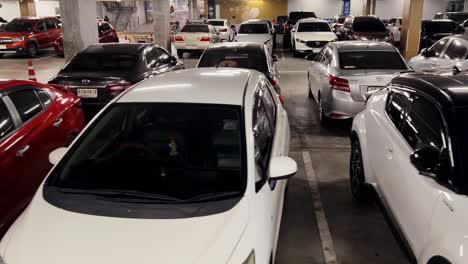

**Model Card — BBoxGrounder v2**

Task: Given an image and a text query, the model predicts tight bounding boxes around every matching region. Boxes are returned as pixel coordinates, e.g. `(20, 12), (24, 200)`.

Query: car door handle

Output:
(16, 145), (30, 157)
(53, 118), (63, 127)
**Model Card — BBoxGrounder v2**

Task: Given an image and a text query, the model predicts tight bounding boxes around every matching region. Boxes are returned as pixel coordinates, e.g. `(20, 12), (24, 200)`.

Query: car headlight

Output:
(243, 250), (255, 264)
(296, 38), (306, 43)
(12, 36), (24, 42)
(331, 38), (338, 42)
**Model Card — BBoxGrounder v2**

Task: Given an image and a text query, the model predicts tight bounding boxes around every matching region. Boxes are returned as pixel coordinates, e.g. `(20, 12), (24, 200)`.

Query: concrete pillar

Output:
(152, 0), (170, 50)
(189, 0), (200, 19)
(401, 0), (424, 59)
(365, 0), (376, 15)
(20, 0), (36, 17)
(59, 0), (99, 62)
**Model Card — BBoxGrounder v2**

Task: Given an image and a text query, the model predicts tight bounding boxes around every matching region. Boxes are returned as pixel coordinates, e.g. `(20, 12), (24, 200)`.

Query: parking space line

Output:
(281, 51), (286, 62)
(279, 70), (306, 73)
(302, 151), (338, 264)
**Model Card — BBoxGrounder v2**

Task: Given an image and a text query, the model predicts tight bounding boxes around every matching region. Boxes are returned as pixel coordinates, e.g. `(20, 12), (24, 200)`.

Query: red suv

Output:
(0, 17), (62, 58)
(54, 21), (119, 56)
(0, 80), (84, 236)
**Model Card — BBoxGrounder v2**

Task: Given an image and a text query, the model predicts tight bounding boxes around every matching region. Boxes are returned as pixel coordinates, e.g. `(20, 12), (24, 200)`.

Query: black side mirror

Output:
(421, 48), (434, 57)
(410, 145), (441, 175)
(305, 54), (317, 61)
(272, 54), (278, 62)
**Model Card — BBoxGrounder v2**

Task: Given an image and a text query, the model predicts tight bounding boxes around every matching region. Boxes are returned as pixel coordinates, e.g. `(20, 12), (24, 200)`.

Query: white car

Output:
(236, 20), (274, 54)
(409, 35), (468, 72)
(290, 18), (337, 55)
(206, 19), (234, 42)
(174, 23), (221, 57)
(0, 68), (296, 264)
(386, 17), (402, 44)
(351, 72), (468, 264)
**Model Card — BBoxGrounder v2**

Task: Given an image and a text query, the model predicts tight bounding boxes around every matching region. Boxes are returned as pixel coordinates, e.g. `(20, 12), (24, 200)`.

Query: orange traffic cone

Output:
(28, 60), (37, 82)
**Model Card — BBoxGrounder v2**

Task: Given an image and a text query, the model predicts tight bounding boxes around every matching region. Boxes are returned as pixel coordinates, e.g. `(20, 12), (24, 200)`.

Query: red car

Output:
(0, 80), (84, 236)
(54, 21), (119, 56)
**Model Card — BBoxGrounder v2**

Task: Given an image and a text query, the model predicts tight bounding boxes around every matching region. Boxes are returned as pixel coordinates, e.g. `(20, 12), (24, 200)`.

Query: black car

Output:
(283, 11), (317, 48)
(336, 16), (393, 44)
(274, 16), (288, 34)
(49, 43), (184, 120)
(420, 19), (465, 50)
(434, 12), (468, 25)
(197, 42), (281, 94)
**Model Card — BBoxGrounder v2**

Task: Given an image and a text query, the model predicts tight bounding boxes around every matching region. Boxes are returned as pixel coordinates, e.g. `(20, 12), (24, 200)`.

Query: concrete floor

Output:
(0, 44), (411, 264)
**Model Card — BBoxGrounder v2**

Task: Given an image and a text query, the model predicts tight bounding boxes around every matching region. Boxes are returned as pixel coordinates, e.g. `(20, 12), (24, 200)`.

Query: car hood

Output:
(295, 32), (337, 41)
(353, 31), (390, 39)
(1, 194), (250, 264)
(236, 33), (271, 44)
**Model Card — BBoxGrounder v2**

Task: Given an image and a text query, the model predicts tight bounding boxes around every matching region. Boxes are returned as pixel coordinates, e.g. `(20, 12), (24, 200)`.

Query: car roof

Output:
(353, 16), (380, 21)
(207, 42), (265, 52)
(425, 19), (458, 23)
(298, 18), (328, 23)
(331, 41), (397, 52)
(391, 72), (468, 107)
(241, 20), (269, 25)
(206, 19), (226, 22)
(118, 68), (259, 105)
(82, 43), (152, 54)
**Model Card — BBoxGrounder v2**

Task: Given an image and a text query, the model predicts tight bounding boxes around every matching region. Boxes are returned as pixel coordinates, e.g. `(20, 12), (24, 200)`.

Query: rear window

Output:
(181, 24), (209, 33)
(64, 53), (138, 72)
(423, 21), (459, 33)
(207, 21), (224, 26)
(3, 20), (34, 32)
(289, 12), (317, 21)
(352, 20), (387, 32)
(447, 13), (468, 24)
(339, 51), (407, 70)
(298, 22), (331, 32)
(239, 23), (269, 34)
(198, 50), (268, 73)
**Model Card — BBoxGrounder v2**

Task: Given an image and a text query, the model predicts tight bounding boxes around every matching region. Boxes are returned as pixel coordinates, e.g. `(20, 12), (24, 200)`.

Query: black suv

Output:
(283, 11), (316, 48)
(420, 19), (465, 50)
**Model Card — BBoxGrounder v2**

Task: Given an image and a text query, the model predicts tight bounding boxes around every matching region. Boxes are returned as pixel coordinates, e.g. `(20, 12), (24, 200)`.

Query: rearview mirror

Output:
(272, 54), (278, 62)
(269, 156), (297, 180)
(49, 147), (68, 165)
(410, 145), (441, 174)
(305, 54), (317, 61)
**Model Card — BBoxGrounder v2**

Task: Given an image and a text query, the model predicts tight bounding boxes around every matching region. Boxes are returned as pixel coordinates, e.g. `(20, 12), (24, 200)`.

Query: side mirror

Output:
(269, 156), (297, 180)
(410, 145), (441, 174)
(305, 54), (317, 61)
(421, 48), (434, 57)
(272, 54), (278, 62)
(49, 147), (68, 165)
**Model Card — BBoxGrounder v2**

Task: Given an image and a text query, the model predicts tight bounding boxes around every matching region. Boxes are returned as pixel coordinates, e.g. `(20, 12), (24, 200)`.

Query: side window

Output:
(387, 19), (396, 26)
(400, 95), (446, 150)
(0, 100), (15, 140)
(36, 90), (52, 108)
(35, 21), (46, 32)
(8, 90), (43, 123)
(444, 39), (467, 61)
(428, 39), (449, 57)
(45, 20), (56, 30)
(386, 89), (411, 129)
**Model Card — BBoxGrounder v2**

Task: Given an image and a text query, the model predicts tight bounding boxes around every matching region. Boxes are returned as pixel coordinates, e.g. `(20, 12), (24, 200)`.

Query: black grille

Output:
(306, 41), (328, 48)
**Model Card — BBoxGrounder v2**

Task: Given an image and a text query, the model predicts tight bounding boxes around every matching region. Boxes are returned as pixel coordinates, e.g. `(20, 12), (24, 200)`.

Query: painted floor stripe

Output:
(302, 151), (338, 264)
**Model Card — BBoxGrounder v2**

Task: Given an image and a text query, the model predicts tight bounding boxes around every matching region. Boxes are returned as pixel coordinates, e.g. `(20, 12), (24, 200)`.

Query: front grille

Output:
(306, 41), (328, 48)
(0, 38), (13, 44)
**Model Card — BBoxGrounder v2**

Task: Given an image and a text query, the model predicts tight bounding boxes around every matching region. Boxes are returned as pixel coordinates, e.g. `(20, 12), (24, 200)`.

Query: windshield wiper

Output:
(185, 191), (242, 203)
(56, 188), (184, 203)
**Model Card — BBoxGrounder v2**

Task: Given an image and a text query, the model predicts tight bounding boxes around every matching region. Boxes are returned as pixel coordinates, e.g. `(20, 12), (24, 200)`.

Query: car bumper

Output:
(0, 42), (28, 54)
(174, 42), (210, 51)
(323, 90), (365, 119)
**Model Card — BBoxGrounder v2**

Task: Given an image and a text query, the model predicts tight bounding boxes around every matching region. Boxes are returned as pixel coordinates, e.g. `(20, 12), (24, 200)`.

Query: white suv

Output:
(351, 72), (468, 264)
(290, 18), (337, 56)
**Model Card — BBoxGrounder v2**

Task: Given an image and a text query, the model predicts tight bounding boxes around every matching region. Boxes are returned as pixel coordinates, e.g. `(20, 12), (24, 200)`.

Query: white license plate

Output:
(0, 45), (6, 50)
(77, 89), (98, 98)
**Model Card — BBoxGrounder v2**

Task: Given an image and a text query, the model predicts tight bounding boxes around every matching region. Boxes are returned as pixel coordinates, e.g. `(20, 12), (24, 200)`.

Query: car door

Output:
(33, 20), (48, 48)
(316, 47), (333, 100)
(440, 38), (468, 70)
(44, 19), (59, 46)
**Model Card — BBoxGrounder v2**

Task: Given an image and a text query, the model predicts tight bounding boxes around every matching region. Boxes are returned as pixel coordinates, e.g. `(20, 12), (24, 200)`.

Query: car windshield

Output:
(181, 24), (209, 33)
(198, 50), (268, 73)
(64, 53), (137, 72)
(339, 51), (407, 70)
(3, 20), (34, 32)
(352, 20), (387, 32)
(447, 13), (468, 24)
(207, 21), (224, 26)
(46, 103), (245, 202)
(239, 23), (269, 34)
(424, 21), (459, 33)
(298, 22), (331, 32)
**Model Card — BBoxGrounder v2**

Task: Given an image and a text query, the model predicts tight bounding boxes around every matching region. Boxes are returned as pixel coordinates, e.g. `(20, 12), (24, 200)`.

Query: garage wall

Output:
(288, 0), (342, 18)
(0, 1), (21, 22)
(220, 0), (288, 23)
(36, 0), (60, 17)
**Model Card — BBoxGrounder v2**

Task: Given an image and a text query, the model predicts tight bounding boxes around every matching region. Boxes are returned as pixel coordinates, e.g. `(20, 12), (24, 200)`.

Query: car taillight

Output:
(175, 36), (184, 41)
(284, 22), (289, 31)
(200, 36), (211, 41)
(329, 75), (350, 92)
(218, 28), (228, 32)
(106, 82), (132, 95)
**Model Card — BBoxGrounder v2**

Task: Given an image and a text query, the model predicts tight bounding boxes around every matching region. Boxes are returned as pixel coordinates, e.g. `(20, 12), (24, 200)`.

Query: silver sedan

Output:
(306, 41), (410, 126)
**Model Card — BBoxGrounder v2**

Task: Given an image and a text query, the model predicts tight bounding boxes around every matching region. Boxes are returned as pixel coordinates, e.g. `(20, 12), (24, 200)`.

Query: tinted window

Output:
(446, 13), (468, 24)
(35, 21), (46, 32)
(289, 12), (317, 21)
(298, 22), (331, 32)
(386, 90), (411, 128)
(429, 39), (448, 57)
(339, 51), (407, 70)
(181, 24), (209, 33)
(207, 21), (224, 26)
(444, 39), (467, 61)
(64, 54), (137, 72)
(239, 24), (269, 34)
(44, 20), (56, 30)
(48, 103), (244, 201)
(198, 50), (268, 73)
(423, 21), (460, 33)
(36, 90), (52, 107)
(400, 95), (445, 150)
(0, 100), (15, 140)
(3, 20), (34, 32)
(9, 90), (43, 122)
(352, 20), (387, 32)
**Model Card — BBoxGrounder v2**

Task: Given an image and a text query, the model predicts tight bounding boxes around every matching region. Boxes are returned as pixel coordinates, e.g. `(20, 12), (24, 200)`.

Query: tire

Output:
(318, 98), (330, 127)
(26, 42), (39, 58)
(177, 50), (183, 57)
(349, 138), (373, 202)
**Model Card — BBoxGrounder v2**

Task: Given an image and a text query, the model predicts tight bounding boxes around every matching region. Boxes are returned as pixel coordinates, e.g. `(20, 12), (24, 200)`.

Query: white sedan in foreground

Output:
(0, 68), (296, 264)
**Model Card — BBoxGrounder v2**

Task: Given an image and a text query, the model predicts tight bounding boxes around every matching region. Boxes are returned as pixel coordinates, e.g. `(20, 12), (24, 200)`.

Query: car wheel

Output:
(26, 42), (39, 58)
(177, 50), (183, 58)
(350, 139), (373, 202)
(318, 98), (329, 127)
